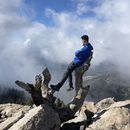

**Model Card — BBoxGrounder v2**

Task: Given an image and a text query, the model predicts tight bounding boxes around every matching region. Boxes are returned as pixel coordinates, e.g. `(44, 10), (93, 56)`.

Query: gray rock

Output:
(1, 99), (130, 130)
(9, 104), (61, 130)
(86, 100), (130, 130)
(0, 103), (31, 129)
(0, 111), (24, 130)
(95, 97), (116, 111)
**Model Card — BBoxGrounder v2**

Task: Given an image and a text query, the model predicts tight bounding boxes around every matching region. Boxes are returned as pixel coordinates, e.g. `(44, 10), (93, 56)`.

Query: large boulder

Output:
(9, 104), (61, 130)
(61, 99), (130, 130)
(62, 101), (97, 124)
(1, 98), (130, 130)
(95, 97), (116, 111)
(86, 107), (130, 130)
(86, 100), (130, 130)
(0, 103), (31, 130)
(61, 101), (97, 130)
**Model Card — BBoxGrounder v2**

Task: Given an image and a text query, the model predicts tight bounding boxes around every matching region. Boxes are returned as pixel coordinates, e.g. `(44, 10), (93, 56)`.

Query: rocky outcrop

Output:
(0, 98), (130, 130)
(61, 98), (130, 130)
(0, 104), (60, 130)
(0, 103), (31, 130)
(86, 99), (130, 130)
(9, 104), (61, 130)
(86, 107), (130, 130)
(95, 97), (116, 111)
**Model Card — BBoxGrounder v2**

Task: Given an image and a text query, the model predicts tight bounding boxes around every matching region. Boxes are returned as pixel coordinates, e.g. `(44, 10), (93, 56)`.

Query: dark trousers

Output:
(58, 62), (80, 88)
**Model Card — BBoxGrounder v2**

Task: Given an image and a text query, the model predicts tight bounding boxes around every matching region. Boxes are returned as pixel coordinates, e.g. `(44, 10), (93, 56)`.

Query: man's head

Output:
(81, 35), (89, 45)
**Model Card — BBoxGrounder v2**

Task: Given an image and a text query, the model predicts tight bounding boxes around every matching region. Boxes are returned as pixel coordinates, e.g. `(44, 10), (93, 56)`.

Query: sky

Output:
(0, 0), (130, 87)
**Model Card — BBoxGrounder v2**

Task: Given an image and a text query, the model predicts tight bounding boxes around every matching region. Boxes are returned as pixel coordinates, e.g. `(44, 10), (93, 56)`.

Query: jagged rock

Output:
(0, 103), (31, 118)
(0, 111), (24, 130)
(86, 107), (130, 130)
(9, 104), (61, 130)
(0, 103), (31, 129)
(61, 101), (96, 130)
(95, 97), (116, 111)
(65, 101), (96, 123)
(86, 100), (130, 130)
(61, 100), (130, 130)
(107, 100), (130, 110)
(83, 101), (97, 113)
(0, 99), (130, 130)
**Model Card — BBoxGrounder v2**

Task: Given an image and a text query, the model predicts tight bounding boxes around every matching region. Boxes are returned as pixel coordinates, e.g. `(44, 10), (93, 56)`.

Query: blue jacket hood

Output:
(84, 42), (93, 50)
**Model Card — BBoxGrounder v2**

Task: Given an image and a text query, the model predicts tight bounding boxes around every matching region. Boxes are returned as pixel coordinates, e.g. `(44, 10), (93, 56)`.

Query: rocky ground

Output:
(0, 97), (130, 130)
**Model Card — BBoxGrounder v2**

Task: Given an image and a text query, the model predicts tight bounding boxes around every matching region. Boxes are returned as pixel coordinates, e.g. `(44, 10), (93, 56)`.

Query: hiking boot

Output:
(67, 82), (74, 91)
(50, 83), (61, 91)
(67, 87), (74, 91)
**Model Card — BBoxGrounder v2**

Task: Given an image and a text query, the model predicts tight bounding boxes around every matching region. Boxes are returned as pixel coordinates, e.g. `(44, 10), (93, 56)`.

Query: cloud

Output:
(0, 0), (36, 84)
(0, 0), (130, 87)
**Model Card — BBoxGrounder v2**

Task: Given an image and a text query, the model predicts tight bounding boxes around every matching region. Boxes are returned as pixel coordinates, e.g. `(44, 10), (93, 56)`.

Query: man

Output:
(50, 35), (93, 91)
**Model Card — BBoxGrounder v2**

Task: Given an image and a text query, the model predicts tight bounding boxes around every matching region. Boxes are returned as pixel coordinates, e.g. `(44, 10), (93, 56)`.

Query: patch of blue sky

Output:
(25, 0), (73, 26)
(24, 0), (102, 26)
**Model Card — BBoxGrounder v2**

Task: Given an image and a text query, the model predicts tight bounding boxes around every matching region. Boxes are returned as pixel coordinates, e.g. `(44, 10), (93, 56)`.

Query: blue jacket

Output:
(72, 43), (93, 66)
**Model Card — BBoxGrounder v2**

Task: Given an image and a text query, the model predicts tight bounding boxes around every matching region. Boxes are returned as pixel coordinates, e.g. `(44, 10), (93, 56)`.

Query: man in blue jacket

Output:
(50, 35), (93, 91)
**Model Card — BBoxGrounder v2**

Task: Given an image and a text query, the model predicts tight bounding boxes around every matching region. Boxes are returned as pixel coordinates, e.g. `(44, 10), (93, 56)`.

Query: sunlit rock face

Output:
(0, 98), (130, 130)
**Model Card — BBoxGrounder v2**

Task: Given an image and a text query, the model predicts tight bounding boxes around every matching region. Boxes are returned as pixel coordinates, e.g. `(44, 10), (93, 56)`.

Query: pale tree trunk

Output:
(15, 52), (93, 123)
(75, 52), (93, 94)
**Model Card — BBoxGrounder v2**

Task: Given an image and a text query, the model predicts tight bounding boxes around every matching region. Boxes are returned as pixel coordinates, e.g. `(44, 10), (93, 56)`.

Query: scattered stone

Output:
(86, 107), (130, 130)
(9, 104), (61, 130)
(0, 99), (130, 130)
(95, 97), (116, 111)
(0, 111), (24, 130)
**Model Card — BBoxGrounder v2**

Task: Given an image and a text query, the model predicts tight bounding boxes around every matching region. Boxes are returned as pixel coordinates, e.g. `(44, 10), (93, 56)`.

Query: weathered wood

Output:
(15, 68), (61, 107)
(15, 52), (93, 122)
(15, 80), (44, 106)
(75, 52), (93, 94)
(56, 86), (90, 122)
(42, 67), (51, 86)
(15, 80), (33, 92)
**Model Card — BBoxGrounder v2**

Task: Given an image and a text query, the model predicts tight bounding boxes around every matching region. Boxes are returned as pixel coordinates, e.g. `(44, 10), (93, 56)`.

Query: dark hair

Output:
(81, 35), (89, 41)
